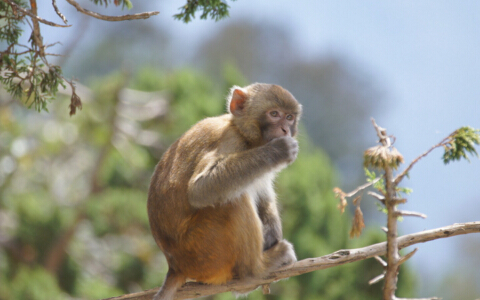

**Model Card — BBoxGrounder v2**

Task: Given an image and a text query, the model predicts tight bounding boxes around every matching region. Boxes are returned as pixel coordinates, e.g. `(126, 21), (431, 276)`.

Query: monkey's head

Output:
(227, 83), (302, 144)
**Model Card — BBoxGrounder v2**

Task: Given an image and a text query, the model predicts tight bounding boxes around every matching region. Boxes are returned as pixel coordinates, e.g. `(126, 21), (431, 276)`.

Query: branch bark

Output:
(102, 221), (480, 300)
(65, 0), (159, 21)
(370, 118), (400, 299)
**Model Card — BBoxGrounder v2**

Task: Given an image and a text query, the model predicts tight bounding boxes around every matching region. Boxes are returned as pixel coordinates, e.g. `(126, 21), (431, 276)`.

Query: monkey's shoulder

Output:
(187, 114), (231, 135)
(180, 114), (247, 152)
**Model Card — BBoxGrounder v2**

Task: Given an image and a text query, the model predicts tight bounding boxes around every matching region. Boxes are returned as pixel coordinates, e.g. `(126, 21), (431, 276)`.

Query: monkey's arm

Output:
(187, 137), (295, 208)
(256, 188), (283, 251)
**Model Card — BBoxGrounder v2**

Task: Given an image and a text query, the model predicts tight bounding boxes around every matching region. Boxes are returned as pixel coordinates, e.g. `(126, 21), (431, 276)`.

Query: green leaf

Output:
(396, 186), (413, 196)
(443, 127), (480, 164)
(174, 0), (234, 23)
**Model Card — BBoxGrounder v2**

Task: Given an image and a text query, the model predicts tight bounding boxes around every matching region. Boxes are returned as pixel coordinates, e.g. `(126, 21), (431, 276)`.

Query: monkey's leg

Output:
(262, 239), (297, 272)
(153, 268), (186, 300)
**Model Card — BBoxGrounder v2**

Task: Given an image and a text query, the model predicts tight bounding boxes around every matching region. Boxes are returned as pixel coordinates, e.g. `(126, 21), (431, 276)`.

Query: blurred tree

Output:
(62, 21), (171, 82)
(0, 65), (414, 300)
(196, 21), (294, 81)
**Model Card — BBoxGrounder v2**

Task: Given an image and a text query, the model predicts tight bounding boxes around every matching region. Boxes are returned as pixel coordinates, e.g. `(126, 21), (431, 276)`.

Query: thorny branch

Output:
(101, 222), (480, 300)
(370, 119), (402, 300)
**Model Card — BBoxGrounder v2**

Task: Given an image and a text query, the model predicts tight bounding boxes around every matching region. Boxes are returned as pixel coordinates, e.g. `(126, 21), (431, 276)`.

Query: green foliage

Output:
(132, 68), (227, 141)
(0, 0), (71, 113)
(442, 126), (480, 164)
(2, 57), (66, 113)
(1, 266), (65, 300)
(0, 1), (24, 44)
(365, 168), (385, 193)
(86, 188), (149, 236)
(0, 66), (416, 299)
(76, 276), (124, 299)
(396, 186), (412, 196)
(89, 0), (133, 9)
(174, 0), (235, 23)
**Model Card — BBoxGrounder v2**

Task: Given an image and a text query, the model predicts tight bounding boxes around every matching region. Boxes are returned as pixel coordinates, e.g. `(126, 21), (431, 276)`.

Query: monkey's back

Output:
(147, 114), (264, 283)
(148, 115), (227, 236)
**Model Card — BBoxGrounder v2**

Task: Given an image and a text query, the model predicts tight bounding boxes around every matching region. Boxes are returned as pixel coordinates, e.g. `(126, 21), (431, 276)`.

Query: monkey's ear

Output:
(229, 88), (248, 116)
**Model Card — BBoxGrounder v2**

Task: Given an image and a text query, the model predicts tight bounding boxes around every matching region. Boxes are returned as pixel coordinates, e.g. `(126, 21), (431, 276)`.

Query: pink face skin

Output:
(264, 109), (296, 141)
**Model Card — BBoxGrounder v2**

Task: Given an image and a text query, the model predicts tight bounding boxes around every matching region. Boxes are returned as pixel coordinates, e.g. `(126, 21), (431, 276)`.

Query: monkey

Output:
(147, 83), (302, 300)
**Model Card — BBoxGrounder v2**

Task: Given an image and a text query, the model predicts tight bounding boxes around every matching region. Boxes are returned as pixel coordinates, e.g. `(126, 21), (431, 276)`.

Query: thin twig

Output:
(368, 191), (385, 201)
(396, 210), (427, 219)
(65, 0), (159, 21)
(369, 273), (385, 285)
(101, 222), (480, 300)
(2, 0), (72, 27)
(374, 255), (387, 267)
(372, 118), (391, 147)
(52, 0), (68, 24)
(345, 177), (381, 197)
(398, 248), (417, 266)
(394, 133), (454, 185)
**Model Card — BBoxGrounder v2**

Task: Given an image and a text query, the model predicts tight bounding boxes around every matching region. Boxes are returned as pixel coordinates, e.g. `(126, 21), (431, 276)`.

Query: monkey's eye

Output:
(286, 114), (294, 121)
(270, 111), (279, 117)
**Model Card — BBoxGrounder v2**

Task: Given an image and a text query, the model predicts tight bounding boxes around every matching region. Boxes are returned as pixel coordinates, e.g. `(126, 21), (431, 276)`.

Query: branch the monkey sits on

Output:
(147, 83), (302, 300)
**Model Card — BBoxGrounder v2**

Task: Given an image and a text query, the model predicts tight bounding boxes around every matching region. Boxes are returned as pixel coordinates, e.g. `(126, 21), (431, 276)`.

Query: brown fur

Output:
(148, 83), (301, 300)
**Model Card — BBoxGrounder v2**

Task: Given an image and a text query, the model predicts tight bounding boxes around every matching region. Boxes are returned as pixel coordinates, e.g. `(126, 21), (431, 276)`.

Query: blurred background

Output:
(0, 1), (479, 299)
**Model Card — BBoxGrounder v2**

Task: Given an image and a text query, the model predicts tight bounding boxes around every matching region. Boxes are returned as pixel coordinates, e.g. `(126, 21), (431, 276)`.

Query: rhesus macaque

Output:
(147, 83), (302, 300)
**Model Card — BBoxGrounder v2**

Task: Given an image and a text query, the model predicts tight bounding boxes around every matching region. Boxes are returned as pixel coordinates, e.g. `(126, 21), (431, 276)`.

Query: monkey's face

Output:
(261, 109), (298, 142)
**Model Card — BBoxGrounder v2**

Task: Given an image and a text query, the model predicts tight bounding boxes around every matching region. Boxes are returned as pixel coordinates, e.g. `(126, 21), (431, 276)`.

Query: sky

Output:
(38, 0), (480, 296)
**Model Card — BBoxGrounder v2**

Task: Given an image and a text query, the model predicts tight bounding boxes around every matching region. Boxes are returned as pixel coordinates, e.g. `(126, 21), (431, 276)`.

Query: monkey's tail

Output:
(153, 269), (186, 300)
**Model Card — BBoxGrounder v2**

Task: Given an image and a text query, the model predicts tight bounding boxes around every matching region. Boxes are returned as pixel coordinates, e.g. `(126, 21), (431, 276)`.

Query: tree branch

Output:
(29, 0), (44, 56)
(2, 0), (72, 28)
(52, 0), (68, 24)
(393, 134), (452, 185)
(370, 118), (400, 300)
(65, 0), (159, 21)
(102, 221), (480, 300)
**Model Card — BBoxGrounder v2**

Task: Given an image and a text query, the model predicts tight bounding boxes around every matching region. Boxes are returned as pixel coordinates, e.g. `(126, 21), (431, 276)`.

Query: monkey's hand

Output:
(268, 136), (299, 165)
